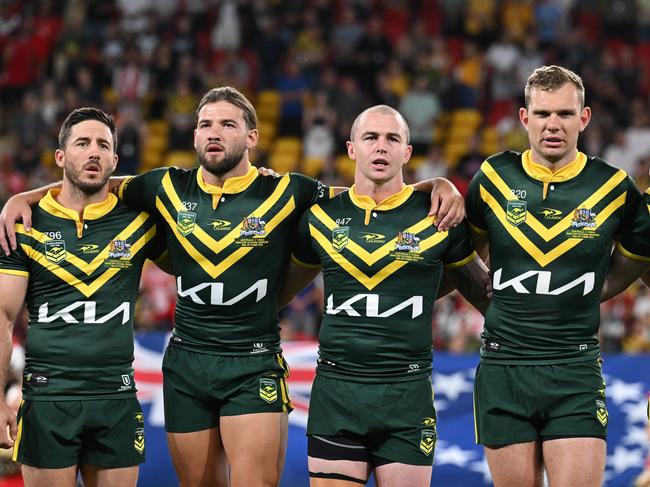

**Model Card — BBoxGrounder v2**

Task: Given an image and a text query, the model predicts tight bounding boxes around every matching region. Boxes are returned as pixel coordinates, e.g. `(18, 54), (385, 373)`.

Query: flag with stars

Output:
(129, 335), (650, 487)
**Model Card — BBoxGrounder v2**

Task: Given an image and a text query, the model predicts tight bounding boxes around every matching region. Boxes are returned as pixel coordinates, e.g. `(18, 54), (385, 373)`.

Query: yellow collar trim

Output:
(196, 165), (258, 195)
(38, 189), (118, 221)
(349, 184), (414, 211)
(522, 149), (587, 183)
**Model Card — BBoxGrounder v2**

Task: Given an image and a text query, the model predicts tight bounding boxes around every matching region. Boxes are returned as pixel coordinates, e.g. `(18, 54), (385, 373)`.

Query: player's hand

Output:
(0, 193), (33, 254)
(0, 401), (17, 449)
(428, 178), (465, 231)
(257, 167), (280, 177)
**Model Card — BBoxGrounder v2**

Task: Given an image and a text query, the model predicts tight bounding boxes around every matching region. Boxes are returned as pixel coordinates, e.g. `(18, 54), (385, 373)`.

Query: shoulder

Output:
(484, 150), (522, 170)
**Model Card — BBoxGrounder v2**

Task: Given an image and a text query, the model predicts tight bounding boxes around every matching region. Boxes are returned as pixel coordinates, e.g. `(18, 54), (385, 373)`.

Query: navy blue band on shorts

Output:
(308, 472), (367, 484)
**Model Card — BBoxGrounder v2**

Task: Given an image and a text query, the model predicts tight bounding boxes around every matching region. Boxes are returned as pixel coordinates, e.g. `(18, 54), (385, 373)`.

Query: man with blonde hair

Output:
(467, 65), (645, 487)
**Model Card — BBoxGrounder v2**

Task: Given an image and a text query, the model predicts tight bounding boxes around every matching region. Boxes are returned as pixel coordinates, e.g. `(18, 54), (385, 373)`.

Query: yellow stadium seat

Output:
(165, 150), (197, 169)
(451, 109), (482, 129)
(335, 154), (355, 181)
(302, 157), (325, 177)
(269, 153), (299, 173)
(147, 120), (170, 137)
(408, 156), (426, 170)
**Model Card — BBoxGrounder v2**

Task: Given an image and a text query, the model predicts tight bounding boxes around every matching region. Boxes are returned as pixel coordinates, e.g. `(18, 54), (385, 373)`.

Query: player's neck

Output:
(56, 183), (110, 218)
(354, 176), (404, 204)
(530, 147), (579, 172)
(201, 158), (250, 187)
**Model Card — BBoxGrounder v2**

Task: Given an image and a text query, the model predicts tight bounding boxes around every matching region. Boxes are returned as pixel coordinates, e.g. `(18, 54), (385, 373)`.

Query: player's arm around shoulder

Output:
(0, 271), (28, 448)
(444, 253), (492, 315)
(279, 205), (322, 308)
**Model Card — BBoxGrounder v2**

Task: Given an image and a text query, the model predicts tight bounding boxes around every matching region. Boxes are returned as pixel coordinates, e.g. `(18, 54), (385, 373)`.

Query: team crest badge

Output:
(177, 211), (197, 236)
(134, 428), (145, 454)
(45, 240), (66, 263)
(395, 232), (420, 252)
(419, 429), (436, 456)
(109, 240), (131, 259)
(259, 378), (278, 404)
(240, 217), (266, 237)
(596, 399), (608, 427)
(332, 227), (349, 251)
(571, 208), (597, 229)
(506, 201), (527, 226)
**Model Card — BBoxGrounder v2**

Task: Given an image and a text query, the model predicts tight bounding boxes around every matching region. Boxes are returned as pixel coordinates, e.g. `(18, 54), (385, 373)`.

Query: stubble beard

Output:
(65, 163), (112, 196)
(199, 144), (247, 177)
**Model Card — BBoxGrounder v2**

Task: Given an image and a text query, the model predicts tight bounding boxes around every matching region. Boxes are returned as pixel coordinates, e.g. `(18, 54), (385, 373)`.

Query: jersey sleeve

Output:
(442, 220), (477, 268)
(616, 187), (650, 261)
(289, 173), (331, 212)
(291, 209), (320, 267)
(465, 169), (488, 235)
(119, 168), (169, 213)
(0, 225), (30, 277)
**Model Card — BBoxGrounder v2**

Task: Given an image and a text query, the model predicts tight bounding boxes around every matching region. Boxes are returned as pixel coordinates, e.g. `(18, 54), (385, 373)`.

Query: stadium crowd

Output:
(2, 0), (650, 350)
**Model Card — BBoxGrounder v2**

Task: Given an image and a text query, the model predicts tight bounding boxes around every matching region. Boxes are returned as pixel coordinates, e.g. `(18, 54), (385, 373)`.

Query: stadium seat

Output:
(165, 150), (197, 169)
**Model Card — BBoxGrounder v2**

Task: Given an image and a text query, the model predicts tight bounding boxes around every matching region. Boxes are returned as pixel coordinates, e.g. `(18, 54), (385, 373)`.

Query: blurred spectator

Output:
(415, 146), (449, 182)
(302, 91), (336, 164)
(276, 59), (309, 136)
(13, 91), (46, 174)
(399, 75), (441, 155)
(211, 0), (241, 52)
(166, 78), (198, 151)
(116, 104), (144, 175)
(603, 129), (639, 176)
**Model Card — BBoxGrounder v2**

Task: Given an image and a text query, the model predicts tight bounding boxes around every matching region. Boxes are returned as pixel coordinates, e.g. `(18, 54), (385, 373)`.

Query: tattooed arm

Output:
(443, 254), (491, 315)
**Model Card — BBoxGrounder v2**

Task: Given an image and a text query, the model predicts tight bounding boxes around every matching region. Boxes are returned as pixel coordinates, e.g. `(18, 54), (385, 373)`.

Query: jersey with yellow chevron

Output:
(120, 165), (326, 354)
(466, 150), (642, 364)
(293, 185), (475, 382)
(617, 189), (650, 262)
(0, 190), (163, 400)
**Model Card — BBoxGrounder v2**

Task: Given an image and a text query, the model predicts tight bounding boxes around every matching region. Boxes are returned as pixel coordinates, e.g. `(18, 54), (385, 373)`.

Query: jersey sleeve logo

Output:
(45, 240), (67, 263)
(331, 227), (349, 251)
(177, 211), (197, 236)
(506, 201), (527, 226)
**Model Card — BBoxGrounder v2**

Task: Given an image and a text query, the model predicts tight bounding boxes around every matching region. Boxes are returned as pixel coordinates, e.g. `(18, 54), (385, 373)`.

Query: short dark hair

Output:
(196, 87), (258, 130)
(524, 65), (585, 108)
(58, 107), (118, 151)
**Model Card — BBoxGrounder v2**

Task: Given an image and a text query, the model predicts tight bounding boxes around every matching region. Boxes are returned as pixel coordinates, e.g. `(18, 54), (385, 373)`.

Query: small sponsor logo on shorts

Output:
(579, 344), (588, 351)
(251, 342), (269, 354)
(419, 429), (436, 456)
(485, 340), (500, 352)
(24, 372), (48, 387)
(596, 400), (608, 427)
(135, 412), (144, 424)
(422, 417), (436, 427)
(259, 378), (278, 403)
(134, 428), (145, 454)
(119, 374), (134, 391)
(408, 364), (420, 373)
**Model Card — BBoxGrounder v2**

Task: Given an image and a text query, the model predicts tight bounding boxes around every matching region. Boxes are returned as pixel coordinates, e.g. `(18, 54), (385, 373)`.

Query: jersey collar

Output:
(521, 149), (587, 199)
(197, 165), (258, 209)
(39, 189), (117, 221)
(349, 184), (414, 225)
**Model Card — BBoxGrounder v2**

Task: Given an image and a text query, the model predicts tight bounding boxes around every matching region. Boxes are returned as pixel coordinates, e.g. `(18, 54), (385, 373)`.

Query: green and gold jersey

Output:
(293, 185), (476, 382)
(617, 188), (650, 262)
(466, 150), (642, 364)
(120, 164), (328, 355)
(0, 190), (163, 400)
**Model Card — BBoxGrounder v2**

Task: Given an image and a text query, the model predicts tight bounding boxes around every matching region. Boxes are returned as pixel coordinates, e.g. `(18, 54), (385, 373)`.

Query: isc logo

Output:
(38, 302), (130, 325)
(326, 294), (423, 318)
(492, 268), (595, 296)
(177, 277), (268, 305)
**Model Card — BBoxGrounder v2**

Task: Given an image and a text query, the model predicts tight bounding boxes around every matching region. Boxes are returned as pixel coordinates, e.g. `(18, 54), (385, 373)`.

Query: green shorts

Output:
(474, 360), (608, 447)
(307, 374), (437, 466)
(12, 398), (145, 468)
(162, 345), (293, 433)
